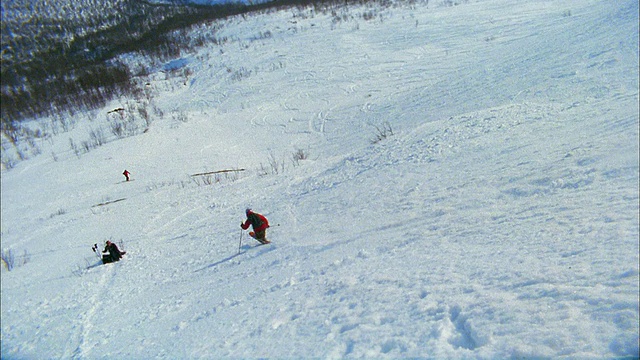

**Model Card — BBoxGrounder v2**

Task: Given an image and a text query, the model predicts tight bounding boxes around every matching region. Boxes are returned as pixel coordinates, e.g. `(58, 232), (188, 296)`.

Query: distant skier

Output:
(241, 209), (270, 244)
(101, 240), (126, 264)
(123, 170), (130, 181)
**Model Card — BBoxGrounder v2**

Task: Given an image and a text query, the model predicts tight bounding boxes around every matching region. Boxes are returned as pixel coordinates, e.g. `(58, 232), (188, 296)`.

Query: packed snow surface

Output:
(2, 0), (638, 358)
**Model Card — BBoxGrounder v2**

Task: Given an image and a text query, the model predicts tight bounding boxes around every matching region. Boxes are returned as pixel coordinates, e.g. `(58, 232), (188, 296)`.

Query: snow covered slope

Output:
(1, 0), (638, 358)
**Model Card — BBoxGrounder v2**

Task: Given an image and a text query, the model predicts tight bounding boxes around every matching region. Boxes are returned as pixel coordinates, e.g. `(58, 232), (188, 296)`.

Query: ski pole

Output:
(238, 227), (243, 254)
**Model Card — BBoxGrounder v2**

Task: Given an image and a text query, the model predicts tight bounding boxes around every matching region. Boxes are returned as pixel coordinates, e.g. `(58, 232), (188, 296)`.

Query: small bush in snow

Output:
(292, 148), (310, 166)
(1, 249), (30, 271)
(69, 138), (81, 158)
(89, 128), (107, 147)
(1, 249), (15, 271)
(229, 67), (252, 82)
(193, 175), (217, 186)
(259, 153), (286, 176)
(191, 169), (243, 186)
(1, 154), (17, 170)
(371, 121), (394, 144)
(50, 209), (67, 218)
(172, 111), (189, 124)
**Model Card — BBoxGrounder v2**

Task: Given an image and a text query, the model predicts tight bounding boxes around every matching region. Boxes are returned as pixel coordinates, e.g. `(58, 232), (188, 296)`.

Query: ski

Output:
(238, 241), (271, 252)
(246, 242), (269, 249)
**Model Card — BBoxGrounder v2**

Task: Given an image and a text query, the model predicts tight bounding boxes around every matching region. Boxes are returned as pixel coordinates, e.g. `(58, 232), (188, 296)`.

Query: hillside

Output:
(1, 0), (638, 358)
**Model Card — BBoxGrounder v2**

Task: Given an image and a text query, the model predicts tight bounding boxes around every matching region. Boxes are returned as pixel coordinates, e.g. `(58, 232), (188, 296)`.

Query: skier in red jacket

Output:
(241, 209), (270, 244)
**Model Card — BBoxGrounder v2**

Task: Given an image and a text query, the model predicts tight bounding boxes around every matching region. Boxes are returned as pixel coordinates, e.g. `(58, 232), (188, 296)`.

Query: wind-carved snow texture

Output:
(1, 0), (638, 358)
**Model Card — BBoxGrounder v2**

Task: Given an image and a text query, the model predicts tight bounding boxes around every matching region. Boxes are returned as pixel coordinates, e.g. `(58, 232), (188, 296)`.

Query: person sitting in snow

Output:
(102, 240), (126, 264)
(241, 209), (270, 244)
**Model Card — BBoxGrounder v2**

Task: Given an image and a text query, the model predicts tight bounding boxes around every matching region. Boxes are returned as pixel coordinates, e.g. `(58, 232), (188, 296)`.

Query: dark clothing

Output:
(252, 230), (268, 243)
(102, 242), (125, 264)
(242, 211), (269, 232)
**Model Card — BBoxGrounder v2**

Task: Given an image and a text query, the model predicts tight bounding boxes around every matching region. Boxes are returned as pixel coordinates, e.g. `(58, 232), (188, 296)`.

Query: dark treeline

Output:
(0, 0), (394, 125)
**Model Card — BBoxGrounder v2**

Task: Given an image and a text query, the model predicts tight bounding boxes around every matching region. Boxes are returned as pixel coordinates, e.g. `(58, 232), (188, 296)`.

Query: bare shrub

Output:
(292, 148), (310, 166)
(371, 121), (394, 144)
(172, 111), (189, 124)
(229, 67), (252, 82)
(191, 169), (243, 186)
(192, 175), (217, 186)
(78, 128), (108, 154)
(259, 153), (286, 176)
(69, 138), (81, 158)
(1, 153), (17, 170)
(1, 249), (30, 271)
(1, 119), (46, 164)
(152, 104), (164, 119)
(108, 103), (151, 138)
(50, 208), (67, 218)
(109, 118), (126, 138)
(1, 249), (15, 271)
(81, 140), (92, 153)
(89, 127), (107, 147)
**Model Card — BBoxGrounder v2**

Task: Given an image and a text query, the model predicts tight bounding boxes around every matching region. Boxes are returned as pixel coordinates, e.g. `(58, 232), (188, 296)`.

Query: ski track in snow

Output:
(67, 264), (118, 359)
(1, 0), (638, 358)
